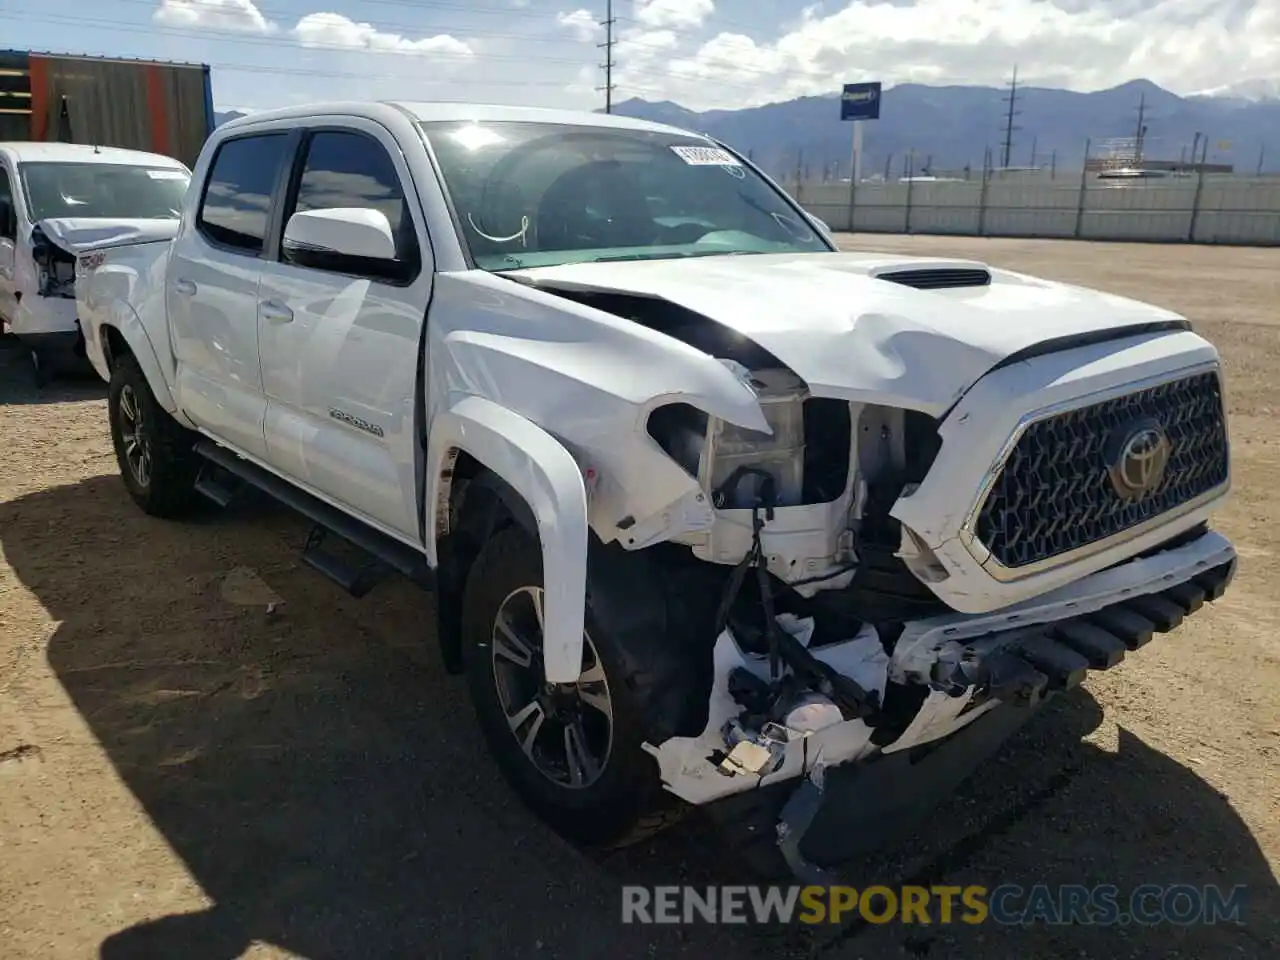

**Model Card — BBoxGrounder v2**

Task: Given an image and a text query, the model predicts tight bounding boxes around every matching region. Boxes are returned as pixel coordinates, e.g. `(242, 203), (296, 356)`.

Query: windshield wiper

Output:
(586, 249), (761, 263)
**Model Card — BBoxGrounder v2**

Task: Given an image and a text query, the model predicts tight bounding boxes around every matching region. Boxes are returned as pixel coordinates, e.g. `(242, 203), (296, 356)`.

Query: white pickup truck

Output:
(78, 101), (1236, 879)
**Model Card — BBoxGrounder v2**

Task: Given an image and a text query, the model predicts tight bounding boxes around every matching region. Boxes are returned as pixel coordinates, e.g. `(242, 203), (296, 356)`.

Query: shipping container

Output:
(0, 49), (213, 167)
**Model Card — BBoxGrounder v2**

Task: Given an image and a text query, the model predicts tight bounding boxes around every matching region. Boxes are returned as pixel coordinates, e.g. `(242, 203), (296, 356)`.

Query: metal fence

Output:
(786, 173), (1280, 246)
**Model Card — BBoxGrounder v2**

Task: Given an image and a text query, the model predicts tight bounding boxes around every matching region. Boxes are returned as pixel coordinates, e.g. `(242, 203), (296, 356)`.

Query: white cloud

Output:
(565, 64), (599, 98)
(617, 28), (679, 64)
(621, 0), (1280, 111)
(171, 0), (1280, 118)
(633, 0), (715, 30)
(292, 13), (473, 57)
(557, 9), (602, 42)
(154, 0), (276, 33)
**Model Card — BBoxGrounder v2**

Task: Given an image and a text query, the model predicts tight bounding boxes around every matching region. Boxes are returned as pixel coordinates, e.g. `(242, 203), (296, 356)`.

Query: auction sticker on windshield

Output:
(671, 145), (741, 166)
(147, 170), (189, 180)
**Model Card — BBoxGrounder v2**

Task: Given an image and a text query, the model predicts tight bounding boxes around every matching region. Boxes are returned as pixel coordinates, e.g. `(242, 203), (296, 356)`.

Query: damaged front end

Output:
(621, 322), (1236, 880)
(483, 263), (1236, 879)
(30, 223), (78, 299)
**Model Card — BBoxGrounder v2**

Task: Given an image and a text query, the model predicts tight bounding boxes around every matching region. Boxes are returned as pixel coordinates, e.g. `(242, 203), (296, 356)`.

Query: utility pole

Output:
(597, 0), (616, 113)
(1000, 64), (1020, 170)
(1134, 90), (1147, 162)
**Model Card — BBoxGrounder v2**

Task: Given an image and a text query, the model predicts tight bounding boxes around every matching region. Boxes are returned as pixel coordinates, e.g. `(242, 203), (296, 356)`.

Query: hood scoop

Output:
(874, 266), (992, 290)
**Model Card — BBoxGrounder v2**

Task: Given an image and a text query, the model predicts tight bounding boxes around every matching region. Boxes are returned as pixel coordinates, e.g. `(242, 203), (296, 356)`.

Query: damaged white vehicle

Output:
(0, 141), (189, 384)
(77, 102), (1236, 879)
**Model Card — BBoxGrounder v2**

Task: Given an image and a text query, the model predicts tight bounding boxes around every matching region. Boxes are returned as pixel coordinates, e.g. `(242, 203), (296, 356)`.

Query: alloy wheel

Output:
(117, 384), (153, 488)
(490, 585), (614, 789)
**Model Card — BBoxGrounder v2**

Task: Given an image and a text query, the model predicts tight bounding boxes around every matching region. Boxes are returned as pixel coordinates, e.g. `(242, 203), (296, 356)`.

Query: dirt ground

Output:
(1, 235), (1277, 960)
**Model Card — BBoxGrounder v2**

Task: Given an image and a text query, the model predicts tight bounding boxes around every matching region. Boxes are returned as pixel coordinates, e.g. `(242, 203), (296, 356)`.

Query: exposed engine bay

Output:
(30, 224), (78, 299)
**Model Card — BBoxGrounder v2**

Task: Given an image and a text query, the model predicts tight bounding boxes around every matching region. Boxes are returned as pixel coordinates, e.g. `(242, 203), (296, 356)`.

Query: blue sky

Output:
(3, 1), (1278, 113)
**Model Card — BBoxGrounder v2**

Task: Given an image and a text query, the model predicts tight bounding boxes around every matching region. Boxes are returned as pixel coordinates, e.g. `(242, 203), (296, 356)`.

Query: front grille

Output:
(974, 371), (1229, 569)
(877, 267), (991, 290)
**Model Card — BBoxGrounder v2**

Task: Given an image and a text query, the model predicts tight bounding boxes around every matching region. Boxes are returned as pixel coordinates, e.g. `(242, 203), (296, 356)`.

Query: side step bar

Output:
(193, 440), (435, 594)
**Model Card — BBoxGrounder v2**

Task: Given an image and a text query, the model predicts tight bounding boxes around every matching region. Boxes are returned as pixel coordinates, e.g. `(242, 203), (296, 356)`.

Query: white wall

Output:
(789, 175), (1280, 246)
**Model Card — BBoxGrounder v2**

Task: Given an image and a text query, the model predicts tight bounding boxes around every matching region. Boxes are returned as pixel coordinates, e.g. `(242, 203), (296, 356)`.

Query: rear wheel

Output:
(108, 354), (201, 518)
(462, 524), (684, 847)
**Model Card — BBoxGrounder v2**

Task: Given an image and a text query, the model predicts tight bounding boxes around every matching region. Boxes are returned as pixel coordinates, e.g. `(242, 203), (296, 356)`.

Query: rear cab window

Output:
(197, 133), (291, 254)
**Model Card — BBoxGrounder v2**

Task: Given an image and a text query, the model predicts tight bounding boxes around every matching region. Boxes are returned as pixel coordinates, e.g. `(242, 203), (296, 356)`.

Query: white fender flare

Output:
(99, 301), (181, 416)
(426, 395), (589, 684)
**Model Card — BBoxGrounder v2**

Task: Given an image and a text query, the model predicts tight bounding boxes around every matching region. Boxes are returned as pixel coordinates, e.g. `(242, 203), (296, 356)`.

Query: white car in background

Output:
(0, 142), (189, 384)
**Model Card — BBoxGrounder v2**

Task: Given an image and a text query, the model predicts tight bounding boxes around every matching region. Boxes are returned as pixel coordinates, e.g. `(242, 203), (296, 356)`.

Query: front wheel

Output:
(107, 354), (201, 518)
(30, 348), (48, 388)
(461, 525), (684, 847)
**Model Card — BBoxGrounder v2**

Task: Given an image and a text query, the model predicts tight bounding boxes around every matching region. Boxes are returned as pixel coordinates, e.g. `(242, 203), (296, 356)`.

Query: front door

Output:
(0, 164), (18, 325)
(167, 130), (294, 461)
(256, 121), (433, 543)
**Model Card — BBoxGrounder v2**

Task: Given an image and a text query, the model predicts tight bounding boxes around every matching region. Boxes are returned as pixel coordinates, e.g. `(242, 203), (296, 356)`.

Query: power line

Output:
(15, 0), (689, 58)
(4, 4), (817, 97)
(12, 0), (754, 65)
(9, 12), (587, 66)
(1000, 63), (1020, 169)
(598, 0), (616, 113)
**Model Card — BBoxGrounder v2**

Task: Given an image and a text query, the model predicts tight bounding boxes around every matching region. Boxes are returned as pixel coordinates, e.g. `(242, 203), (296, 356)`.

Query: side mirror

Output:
(282, 207), (398, 273)
(812, 216), (832, 236)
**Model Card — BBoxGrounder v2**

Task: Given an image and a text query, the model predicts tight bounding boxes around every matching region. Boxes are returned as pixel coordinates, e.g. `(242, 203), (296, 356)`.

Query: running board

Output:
(193, 439), (435, 593)
(301, 525), (385, 599)
(194, 460), (243, 507)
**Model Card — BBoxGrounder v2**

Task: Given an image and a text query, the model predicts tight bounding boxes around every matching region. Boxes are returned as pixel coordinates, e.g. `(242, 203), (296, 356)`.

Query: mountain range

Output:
(213, 78), (1280, 177)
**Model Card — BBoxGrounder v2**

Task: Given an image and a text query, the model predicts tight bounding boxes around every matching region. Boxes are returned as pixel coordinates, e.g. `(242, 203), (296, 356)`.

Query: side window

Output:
(0, 166), (14, 240)
(283, 130), (420, 277)
(197, 133), (290, 254)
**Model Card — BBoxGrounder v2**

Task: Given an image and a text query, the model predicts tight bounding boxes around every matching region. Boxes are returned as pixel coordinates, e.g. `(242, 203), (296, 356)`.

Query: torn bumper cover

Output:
(701, 553), (1237, 881)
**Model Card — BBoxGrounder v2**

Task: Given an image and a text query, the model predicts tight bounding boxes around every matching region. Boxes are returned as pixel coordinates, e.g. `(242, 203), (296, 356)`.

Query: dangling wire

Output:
(711, 466), (783, 680)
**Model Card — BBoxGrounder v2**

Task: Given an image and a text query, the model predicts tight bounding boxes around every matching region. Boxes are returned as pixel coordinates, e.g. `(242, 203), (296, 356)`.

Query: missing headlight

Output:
(646, 369), (854, 509)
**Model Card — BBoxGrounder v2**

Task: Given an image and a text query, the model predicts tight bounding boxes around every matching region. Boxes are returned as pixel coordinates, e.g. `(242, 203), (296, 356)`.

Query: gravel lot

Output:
(1, 234), (1277, 959)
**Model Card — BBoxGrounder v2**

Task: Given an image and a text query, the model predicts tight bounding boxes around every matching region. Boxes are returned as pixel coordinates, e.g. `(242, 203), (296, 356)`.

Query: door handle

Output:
(259, 298), (294, 323)
(172, 278), (197, 296)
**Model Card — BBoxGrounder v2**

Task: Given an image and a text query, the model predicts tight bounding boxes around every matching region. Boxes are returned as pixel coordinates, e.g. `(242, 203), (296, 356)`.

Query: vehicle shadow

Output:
(0, 336), (105, 405)
(1, 475), (1274, 960)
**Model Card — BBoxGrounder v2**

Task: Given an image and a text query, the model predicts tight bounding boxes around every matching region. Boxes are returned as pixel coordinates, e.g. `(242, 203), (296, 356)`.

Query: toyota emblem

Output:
(1105, 418), (1172, 500)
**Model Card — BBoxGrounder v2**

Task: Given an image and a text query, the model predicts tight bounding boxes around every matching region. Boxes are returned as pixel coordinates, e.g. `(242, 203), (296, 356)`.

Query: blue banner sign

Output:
(840, 82), (882, 121)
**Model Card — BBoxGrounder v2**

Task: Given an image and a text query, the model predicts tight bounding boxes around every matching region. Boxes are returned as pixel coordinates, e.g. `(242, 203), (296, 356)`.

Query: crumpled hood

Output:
(35, 217), (181, 254)
(514, 251), (1188, 415)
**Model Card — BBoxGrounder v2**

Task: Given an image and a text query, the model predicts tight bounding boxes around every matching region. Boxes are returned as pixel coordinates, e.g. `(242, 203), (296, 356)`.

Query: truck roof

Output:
(0, 141), (188, 167)
(217, 100), (707, 140)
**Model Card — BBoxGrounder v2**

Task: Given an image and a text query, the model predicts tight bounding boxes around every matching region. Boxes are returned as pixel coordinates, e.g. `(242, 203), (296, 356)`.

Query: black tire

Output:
(462, 524), (685, 847)
(107, 353), (201, 518)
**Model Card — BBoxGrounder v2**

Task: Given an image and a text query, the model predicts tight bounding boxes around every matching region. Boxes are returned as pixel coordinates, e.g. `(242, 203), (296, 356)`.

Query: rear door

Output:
(255, 120), (432, 542)
(167, 129), (295, 461)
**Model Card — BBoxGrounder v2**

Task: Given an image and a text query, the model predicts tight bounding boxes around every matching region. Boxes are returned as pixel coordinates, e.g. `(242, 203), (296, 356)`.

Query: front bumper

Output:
(703, 552), (1237, 880)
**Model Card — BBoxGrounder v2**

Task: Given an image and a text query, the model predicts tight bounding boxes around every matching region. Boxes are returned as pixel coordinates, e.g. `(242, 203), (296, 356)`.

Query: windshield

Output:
(419, 120), (829, 270)
(19, 162), (189, 222)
